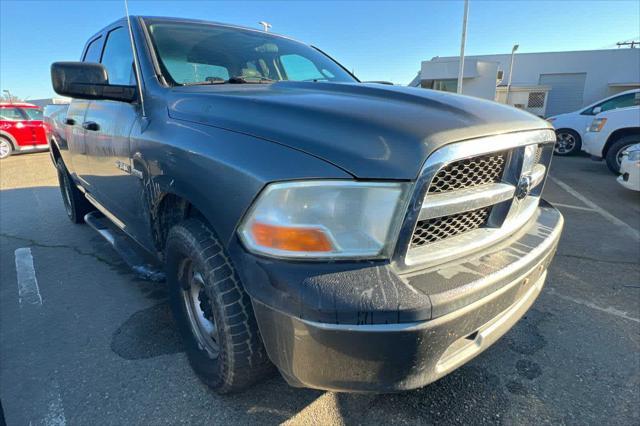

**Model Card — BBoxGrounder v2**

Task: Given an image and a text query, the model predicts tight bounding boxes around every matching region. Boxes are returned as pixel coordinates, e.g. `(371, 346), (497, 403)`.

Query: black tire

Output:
(0, 137), (13, 159)
(554, 129), (581, 156)
(55, 158), (93, 223)
(605, 135), (639, 174)
(165, 218), (273, 393)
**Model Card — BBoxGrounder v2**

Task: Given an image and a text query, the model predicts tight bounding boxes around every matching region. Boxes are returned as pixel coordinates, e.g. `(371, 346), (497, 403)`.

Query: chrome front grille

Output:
(534, 144), (543, 165)
(411, 207), (491, 247)
(428, 152), (506, 193)
(395, 129), (556, 270)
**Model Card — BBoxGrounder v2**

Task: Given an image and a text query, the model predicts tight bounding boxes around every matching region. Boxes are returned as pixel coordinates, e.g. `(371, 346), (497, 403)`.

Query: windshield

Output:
(146, 21), (356, 85)
(22, 108), (43, 120)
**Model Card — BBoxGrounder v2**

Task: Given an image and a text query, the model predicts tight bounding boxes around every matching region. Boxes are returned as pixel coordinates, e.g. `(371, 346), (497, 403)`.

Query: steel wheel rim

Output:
(0, 140), (10, 158)
(180, 259), (220, 358)
(555, 133), (575, 154)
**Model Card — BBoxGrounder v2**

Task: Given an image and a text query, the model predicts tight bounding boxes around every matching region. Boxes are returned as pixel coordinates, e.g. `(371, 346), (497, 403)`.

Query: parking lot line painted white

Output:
(14, 247), (42, 306)
(14, 247), (67, 425)
(547, 287), (640, 324)
(552, 202), (597, 212)
(549, 176), (640, 242)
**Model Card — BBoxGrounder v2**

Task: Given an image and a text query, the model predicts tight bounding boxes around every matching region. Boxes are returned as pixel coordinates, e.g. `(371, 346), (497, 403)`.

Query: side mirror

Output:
(51, 62), (136, 103)
(592, 106), (602, 115)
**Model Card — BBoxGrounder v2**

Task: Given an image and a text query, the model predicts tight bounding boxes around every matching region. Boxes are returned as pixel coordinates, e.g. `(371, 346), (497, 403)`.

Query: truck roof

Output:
(96, 15), (299, 44)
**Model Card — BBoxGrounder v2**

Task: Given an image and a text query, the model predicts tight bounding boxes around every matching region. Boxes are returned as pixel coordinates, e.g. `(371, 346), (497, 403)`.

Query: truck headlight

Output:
(239, 181), (410, 259)
(588, 118), (607, 132)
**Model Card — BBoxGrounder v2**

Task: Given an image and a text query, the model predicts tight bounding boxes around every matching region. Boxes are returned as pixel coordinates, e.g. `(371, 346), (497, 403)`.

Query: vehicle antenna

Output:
(125, 0), (146, 117)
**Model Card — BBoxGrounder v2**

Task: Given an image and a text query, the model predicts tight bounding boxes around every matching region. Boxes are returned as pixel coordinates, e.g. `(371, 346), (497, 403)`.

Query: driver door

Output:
(82, 25), (153, 247)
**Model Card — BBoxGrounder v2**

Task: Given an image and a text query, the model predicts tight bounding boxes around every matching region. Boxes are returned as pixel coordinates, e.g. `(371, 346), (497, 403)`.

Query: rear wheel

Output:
(605, 135), (639, 174)
(165, 218), (273, 393)
(55, 158), (93, 223)
(0, 138), (13, 159)
(554, 129), (581, 156)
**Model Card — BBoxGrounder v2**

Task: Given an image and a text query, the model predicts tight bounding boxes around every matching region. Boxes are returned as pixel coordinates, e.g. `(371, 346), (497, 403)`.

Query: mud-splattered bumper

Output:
(236, 201), (563, 392)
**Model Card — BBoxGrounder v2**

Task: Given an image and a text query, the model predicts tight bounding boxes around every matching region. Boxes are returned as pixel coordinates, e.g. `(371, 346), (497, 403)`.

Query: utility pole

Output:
(456, 0), (469, 94)
(259, 21), (272, 32)
(506, 43), (519, 104)
(617, 41), (638, 48)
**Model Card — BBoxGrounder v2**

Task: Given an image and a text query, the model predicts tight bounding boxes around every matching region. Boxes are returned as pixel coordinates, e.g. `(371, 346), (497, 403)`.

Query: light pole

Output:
(506, 44), (519, 104)
(456, 0), (469, 94)
(2, 89), (13, 103)
(259, 21), (272, 32)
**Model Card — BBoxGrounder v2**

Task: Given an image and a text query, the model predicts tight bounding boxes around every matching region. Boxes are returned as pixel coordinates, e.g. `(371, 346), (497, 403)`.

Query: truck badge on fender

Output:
(115, 160), (143, 179)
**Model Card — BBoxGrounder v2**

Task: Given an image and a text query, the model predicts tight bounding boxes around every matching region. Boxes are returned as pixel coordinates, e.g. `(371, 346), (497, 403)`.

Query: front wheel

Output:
(165, 218), (273, 393)
(605, 136), (638, 174)
(554, 129), (581, 156)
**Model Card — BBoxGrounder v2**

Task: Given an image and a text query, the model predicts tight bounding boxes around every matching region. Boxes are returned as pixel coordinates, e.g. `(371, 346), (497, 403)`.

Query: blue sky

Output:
(1, 0), (638, 99)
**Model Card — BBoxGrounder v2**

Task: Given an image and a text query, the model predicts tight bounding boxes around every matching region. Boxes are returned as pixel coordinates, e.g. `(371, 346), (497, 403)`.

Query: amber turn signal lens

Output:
(251, 222), (334, 252)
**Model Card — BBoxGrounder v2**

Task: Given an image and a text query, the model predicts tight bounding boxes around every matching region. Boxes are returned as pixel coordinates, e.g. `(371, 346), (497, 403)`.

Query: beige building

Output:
(410, 48), (640, 117)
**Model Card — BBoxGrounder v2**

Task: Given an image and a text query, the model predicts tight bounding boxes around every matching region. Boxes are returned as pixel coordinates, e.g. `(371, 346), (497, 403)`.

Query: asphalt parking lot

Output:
(1, 152), (638, 425)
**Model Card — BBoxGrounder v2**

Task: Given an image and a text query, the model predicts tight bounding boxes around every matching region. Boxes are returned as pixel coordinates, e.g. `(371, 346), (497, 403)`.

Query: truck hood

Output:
(168, 81), (551, 179)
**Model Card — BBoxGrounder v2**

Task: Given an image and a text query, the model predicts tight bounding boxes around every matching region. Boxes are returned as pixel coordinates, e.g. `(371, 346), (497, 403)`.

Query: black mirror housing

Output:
(51, 62), (136, 103)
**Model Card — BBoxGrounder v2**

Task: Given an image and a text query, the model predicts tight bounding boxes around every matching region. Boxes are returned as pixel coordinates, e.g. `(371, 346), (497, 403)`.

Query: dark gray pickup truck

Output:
(48, 16), (563, 393)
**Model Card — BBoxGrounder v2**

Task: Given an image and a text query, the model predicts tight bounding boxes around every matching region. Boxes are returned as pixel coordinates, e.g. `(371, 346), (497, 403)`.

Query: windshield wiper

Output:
(181, 76), (274, 87)
(226, 76), (274, 84)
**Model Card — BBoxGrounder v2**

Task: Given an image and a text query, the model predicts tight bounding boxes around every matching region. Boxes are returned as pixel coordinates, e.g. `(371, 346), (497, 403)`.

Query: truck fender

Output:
(135, 159), (222, 252)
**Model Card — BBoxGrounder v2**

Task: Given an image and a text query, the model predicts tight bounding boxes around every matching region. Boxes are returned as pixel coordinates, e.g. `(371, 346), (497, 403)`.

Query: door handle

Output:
(65, 118), (76, 126)
(82, 121), (100, 131)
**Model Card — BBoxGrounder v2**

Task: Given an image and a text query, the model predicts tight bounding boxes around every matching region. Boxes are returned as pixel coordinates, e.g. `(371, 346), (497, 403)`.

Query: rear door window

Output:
(0, 107), (26, 121)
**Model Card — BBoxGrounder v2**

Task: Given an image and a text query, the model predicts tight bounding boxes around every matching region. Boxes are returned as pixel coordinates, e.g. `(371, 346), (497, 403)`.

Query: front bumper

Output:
(582, 132), (604, 158)
(234, 202), (563, 392)
(617, 159), (640, 191)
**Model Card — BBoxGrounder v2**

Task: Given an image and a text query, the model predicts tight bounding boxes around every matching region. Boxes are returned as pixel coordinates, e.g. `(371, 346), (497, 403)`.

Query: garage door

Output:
(539, 73), (587, 116)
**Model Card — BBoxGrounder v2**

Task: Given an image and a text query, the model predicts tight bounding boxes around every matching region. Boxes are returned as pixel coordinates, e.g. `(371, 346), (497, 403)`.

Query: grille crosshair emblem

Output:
(515, 175), (532, 200)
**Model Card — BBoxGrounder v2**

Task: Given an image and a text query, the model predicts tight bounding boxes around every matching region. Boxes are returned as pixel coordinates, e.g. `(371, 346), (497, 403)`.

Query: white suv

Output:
(582, 102), (640, 173)
(547, 89), (640, 156)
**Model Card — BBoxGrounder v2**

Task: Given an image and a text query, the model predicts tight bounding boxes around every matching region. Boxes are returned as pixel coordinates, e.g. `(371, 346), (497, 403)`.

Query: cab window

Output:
(83, 36), (104, 63)
(583, 93), (639, 115)
(598, 93), (639, 112)
(101, 27), (135, 85)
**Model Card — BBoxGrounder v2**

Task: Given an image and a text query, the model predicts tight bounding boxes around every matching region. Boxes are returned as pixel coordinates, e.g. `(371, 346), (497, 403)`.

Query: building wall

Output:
(421, 49), (640, 110)
(468, 61), (499, 100)
(420, 59), (498, 99)
(495, 87), (550, 117)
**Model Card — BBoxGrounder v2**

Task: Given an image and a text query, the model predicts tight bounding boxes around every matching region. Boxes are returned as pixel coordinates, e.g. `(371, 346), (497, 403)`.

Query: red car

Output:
(0, 102), (49, 159)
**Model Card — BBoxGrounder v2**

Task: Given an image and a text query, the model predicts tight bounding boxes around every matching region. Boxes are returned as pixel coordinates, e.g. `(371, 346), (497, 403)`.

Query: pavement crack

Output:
(556, 253), (638, 266)
(0, 232), (121, 268)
